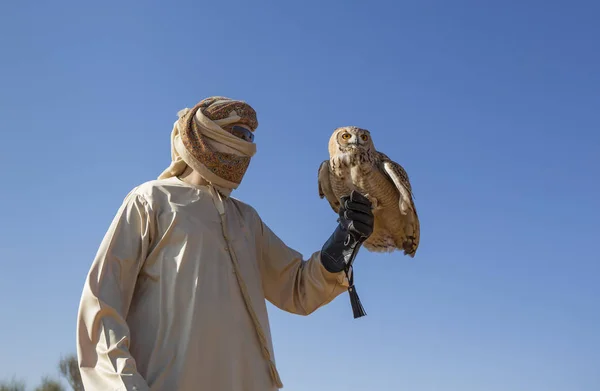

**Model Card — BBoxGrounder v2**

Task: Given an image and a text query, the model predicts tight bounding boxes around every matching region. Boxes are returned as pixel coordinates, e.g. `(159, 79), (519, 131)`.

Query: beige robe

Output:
(76, 176), (349, 391)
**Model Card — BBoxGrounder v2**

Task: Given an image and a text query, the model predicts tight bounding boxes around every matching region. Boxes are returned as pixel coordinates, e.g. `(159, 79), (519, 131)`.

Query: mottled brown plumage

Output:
(318, 126), (420, 256)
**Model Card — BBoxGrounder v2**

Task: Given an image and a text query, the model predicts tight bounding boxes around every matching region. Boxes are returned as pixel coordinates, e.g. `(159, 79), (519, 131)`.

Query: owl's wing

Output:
(317, 160), (340, 213)
(377, 152), (416, 215)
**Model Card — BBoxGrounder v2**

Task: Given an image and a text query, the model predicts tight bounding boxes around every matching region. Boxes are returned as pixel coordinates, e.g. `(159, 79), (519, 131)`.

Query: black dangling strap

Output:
(344, 233), (366, 319)
(345, 265), (366, 318)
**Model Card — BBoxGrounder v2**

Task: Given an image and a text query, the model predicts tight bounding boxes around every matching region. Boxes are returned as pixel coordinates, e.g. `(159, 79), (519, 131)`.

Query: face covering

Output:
(158, 96), (258, 196)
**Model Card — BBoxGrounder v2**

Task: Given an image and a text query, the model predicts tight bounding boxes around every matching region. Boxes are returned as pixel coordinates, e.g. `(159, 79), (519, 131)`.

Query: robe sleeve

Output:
(257, 219), (349, 315)
(76, 190), (153, 391)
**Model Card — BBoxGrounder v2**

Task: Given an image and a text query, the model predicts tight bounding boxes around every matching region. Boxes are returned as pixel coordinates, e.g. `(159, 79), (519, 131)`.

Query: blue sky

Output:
(1, 0), (599, 390)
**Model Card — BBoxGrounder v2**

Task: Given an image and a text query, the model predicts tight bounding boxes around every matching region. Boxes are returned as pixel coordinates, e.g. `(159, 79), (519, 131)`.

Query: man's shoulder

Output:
(229, 196), (262, 221)
(124, 177), (181, 204)
(131, 177), (173, 193)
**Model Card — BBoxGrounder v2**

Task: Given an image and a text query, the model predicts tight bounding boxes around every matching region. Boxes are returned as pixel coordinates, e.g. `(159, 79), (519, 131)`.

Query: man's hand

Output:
(320, 190), (374, 274)
(338, 191), (374, 243)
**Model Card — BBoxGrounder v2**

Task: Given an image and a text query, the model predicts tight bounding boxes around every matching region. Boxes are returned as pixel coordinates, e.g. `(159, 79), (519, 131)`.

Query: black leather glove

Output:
(320, 190), (374, 274)
(320, 191), (374, 318)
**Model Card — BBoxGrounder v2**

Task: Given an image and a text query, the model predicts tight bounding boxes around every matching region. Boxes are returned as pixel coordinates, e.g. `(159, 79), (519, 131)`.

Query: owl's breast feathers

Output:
(328, 150), (383, 195)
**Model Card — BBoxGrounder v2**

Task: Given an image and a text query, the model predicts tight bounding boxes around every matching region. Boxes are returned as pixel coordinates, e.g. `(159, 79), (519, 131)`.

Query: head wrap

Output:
(158, 96), (258, 196)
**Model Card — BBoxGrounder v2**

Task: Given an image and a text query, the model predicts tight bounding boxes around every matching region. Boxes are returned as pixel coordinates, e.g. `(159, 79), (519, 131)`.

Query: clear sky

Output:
(1, 0), (599, 390)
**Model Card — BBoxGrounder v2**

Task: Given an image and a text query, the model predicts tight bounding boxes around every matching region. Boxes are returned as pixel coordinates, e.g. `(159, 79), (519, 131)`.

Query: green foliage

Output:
(0, 353), (82, 391)
(57, 355), (83, 391)
(33, 377), (64, 391)
(0, 376), (26, 391)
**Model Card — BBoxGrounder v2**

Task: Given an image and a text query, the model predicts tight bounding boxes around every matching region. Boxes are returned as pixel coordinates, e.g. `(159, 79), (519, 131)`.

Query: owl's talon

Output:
(364, 194), (380, 210)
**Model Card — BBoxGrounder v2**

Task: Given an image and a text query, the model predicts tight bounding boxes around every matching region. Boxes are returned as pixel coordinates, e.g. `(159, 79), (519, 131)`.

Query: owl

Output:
(317, 126), (420, 256)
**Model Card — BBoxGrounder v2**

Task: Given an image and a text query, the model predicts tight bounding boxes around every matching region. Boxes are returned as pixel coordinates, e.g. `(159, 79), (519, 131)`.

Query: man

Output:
(76, 96), (374, 390)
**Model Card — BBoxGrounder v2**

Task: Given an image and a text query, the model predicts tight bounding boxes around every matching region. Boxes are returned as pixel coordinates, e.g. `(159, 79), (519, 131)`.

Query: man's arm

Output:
(257, 191), (374, 316)
(76, 190), (153, 391)
(257, 219), (349, 316)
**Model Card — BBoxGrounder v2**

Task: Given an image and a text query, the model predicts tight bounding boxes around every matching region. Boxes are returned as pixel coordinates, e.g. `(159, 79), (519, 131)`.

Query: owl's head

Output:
(329, 126), (374, 157)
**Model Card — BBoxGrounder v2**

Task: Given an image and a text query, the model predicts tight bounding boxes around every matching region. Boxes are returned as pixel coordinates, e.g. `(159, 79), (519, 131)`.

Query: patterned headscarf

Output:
(158, 96), (258, 195)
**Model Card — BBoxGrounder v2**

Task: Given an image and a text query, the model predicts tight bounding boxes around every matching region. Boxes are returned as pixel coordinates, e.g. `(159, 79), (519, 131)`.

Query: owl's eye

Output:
(341, 133), (351, 140)
(360, 134), (369, 141)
